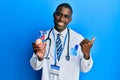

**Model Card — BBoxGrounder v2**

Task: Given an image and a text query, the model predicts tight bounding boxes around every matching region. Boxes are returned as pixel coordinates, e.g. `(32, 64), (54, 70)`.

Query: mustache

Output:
(56, 21), (65, 23)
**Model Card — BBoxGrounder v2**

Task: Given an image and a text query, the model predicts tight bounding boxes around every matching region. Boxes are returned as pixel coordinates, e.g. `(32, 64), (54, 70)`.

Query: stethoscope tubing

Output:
(44, 28), (70, 61)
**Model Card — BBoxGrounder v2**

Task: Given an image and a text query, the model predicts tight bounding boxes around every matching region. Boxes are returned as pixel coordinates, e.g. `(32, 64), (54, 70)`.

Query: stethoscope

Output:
(44, 28), (70, 61)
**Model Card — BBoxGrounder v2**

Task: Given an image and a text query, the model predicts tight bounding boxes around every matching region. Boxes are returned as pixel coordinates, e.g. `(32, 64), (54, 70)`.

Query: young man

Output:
(30, 3), (95, 80)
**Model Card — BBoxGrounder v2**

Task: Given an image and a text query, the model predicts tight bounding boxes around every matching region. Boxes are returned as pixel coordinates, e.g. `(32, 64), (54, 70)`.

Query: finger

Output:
(34, 47), (40, 51)
(84, 39), (90, 43)
(38, 43), (46, 50)
(32, 43), (38, 49)
(33, 47), (40, 53)
(90, 37), (96, 44)
(36, 38), (42, 45)
(80, 41), (86, 47)
(84, 39), (90, 46)
(83, 39), (90, 45)
(80, 41), (85, 46)
(33, 44), (40, 48)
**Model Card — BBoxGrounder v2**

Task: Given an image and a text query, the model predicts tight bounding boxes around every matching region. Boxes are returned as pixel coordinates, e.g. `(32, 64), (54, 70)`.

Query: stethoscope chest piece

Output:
(65, 55), (70, 61)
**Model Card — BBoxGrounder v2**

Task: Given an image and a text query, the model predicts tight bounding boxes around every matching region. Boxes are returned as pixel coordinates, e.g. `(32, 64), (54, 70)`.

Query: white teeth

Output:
(58, 22), (64, 26)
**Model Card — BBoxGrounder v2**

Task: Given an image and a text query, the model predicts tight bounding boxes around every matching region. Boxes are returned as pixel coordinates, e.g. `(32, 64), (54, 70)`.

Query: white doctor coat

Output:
(30, 28), (93, 80)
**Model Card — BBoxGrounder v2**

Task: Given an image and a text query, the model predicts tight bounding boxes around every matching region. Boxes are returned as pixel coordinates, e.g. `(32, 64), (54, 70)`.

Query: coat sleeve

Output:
(30, 53), (44, 70)
(80, 55), (93, 73)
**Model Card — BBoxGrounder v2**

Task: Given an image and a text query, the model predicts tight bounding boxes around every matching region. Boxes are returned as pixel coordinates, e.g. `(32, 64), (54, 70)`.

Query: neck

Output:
(54, 26), (66, 32)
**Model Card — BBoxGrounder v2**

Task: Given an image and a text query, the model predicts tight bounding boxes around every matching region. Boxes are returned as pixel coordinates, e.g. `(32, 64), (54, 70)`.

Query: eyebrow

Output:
(56, 11), (71, 16)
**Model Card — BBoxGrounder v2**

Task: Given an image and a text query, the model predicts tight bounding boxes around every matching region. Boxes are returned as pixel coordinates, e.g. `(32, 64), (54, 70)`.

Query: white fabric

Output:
(30, 28), (93, 80)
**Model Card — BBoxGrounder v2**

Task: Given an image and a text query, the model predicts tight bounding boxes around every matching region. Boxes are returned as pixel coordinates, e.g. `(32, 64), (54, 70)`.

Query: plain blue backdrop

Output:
(0, 0), (120, 80)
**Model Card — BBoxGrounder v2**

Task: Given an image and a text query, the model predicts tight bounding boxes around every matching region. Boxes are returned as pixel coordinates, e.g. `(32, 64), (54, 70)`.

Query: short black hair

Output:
(55, 3), (73, 14)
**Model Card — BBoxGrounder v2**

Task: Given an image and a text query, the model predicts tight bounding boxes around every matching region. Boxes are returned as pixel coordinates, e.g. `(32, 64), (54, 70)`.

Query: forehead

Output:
(56, 7), (72, 15)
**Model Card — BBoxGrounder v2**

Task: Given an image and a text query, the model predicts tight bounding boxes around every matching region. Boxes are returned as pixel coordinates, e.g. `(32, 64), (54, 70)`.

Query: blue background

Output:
(0, 0), (120, 80)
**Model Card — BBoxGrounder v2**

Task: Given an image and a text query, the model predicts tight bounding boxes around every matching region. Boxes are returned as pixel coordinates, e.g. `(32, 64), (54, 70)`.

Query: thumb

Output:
(90, 37), (96, 44)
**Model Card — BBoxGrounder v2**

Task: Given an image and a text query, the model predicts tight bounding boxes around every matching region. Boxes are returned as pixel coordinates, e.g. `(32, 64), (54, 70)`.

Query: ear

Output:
(53, 12), (55, 17)
(69, 17), (72, 23)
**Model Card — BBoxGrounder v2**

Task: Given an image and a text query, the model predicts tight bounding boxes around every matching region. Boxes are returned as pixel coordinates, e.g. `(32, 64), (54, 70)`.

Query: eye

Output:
(55, 13), (62, 17)
(65, 15), (71, 19)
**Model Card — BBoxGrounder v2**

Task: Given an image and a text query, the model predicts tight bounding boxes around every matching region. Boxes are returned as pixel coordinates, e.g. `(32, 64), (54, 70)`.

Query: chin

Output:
(56, 26), (66, 31)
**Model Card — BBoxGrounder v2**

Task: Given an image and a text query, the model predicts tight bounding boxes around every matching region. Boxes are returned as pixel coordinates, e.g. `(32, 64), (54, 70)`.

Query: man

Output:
(30, 3), (95, 80)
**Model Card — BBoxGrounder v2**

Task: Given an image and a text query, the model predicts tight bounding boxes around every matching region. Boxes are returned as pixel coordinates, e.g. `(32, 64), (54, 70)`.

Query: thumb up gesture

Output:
(80, 37), (96, 60)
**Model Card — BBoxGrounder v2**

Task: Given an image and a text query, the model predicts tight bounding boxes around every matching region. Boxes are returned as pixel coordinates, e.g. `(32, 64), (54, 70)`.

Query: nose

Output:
(60, 15), (64, 21)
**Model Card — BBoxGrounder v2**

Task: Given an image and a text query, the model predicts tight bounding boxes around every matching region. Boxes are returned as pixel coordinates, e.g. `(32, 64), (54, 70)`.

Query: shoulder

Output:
(44, 28), (53, 39)
(69, 28), (84, 42)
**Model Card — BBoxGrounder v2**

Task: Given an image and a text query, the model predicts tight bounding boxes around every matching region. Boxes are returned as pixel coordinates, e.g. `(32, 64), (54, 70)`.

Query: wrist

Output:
(37, 57), (43, 61)
(84, 55), (90, 60)
(35, 53), (44, 61)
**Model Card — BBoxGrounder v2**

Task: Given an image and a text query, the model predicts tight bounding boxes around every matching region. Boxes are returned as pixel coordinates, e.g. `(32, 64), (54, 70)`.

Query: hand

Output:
(80, 37), (96, 60)
(32, 38), (47, 61)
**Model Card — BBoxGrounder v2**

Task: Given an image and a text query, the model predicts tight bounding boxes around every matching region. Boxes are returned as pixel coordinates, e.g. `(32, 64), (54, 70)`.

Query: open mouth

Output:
(57, 22), (64, 27)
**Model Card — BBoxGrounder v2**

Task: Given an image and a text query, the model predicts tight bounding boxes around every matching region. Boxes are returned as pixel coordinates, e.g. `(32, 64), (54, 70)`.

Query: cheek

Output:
(65, 20), (71, 24)
(54, 16), (59, 20)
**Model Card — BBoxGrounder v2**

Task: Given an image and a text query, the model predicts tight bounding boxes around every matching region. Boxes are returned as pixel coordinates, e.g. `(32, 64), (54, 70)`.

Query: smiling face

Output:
(53, 6), (72, 32)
